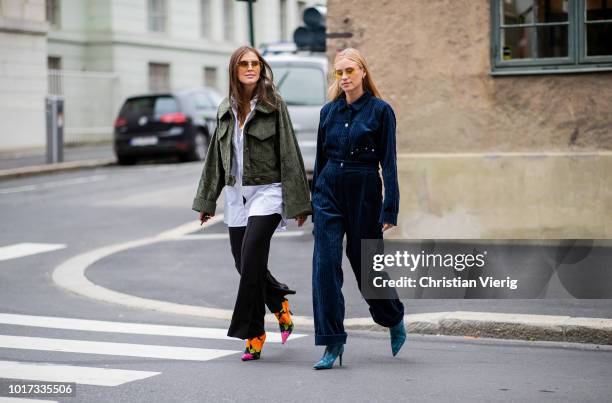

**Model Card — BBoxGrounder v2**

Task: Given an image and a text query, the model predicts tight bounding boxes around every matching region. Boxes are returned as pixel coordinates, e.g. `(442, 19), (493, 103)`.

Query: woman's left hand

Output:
(382, 223), (395, 232)
(295, 215), (306, 227)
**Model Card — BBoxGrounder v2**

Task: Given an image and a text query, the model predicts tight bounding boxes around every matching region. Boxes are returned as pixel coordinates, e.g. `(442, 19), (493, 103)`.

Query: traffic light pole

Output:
(247, 0), (255, 47)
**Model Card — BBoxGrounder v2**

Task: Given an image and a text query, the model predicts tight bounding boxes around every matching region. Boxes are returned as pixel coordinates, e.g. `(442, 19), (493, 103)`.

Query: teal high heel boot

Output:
(390, 319), (406, 356)
(313, 344), (344, 370)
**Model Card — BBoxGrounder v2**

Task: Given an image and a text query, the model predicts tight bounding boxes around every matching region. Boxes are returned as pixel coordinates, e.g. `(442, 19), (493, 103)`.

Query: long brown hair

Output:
(327, 48), (384, 101)
(228, 46), (278, 125)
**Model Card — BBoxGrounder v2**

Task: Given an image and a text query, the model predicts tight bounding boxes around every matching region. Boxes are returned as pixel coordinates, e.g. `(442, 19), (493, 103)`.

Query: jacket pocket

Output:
(246, 119), (276, 161)
(247, 118), (276, 141)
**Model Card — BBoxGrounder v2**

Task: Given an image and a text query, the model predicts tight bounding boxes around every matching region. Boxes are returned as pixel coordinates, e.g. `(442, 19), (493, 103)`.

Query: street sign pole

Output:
(239, 0), (256, 47)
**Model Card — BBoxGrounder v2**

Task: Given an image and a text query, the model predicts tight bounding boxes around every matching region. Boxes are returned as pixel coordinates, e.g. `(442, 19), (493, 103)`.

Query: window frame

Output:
(148, 0), (168, 34)
(46, 0), (61, 28)
(148, 62), (171, 93)
(578, 1), (612, 64)
(200, 0), (211, 38)
(203, 66), (218, 90)
(490, 0), (612, 75)
(223, 0), (235, 42)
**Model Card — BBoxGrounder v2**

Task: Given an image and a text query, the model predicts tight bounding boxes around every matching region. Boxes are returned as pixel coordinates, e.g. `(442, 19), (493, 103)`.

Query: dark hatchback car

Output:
(113, 87), (222, 165)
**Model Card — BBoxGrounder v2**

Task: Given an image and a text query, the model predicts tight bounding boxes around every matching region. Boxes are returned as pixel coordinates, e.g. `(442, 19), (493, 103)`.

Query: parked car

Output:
(113, 87), (222, 165)
(266, 53), (328, 173)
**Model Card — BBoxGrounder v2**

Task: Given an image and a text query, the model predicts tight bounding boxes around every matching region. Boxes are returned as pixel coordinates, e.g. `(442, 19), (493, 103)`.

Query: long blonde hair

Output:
(327, 48), (383, 101)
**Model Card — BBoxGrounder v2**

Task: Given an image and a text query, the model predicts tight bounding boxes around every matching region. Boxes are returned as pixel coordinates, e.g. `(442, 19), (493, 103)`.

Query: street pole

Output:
(247, 0), (255, 47)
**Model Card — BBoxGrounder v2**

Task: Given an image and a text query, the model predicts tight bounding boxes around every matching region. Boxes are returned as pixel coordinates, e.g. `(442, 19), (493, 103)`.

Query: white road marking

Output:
(177, 230), (306, 241)
(0, 397), (58, 403)
(0, 335), (238, 362)
(0, 360), (159, 387)
(52, 216), (315, 327)
(0, 243), (66, 262)
(298, 140), (317, 147)
(0, 313), (306, 343)
(0, 175), (107, 195)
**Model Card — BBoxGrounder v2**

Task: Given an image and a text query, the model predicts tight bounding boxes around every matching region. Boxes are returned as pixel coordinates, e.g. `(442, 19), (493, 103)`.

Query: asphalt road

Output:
(0, 160), (611, 402)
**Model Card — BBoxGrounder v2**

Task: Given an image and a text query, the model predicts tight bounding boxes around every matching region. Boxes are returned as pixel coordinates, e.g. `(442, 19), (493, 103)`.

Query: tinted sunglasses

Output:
(334, 67), (360, 79)
(237, 60), (262, 69)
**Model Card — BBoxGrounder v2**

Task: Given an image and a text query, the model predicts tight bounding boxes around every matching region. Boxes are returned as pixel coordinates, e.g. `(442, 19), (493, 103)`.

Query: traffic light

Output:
(293, 6), (326, 52)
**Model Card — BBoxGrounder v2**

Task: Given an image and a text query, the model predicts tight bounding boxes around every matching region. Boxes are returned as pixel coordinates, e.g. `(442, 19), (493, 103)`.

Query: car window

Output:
(272, 66), (326, 106)
(120, 96), (179, 117)
(207, 91), (223, 107)
(193, 93), (214, 109)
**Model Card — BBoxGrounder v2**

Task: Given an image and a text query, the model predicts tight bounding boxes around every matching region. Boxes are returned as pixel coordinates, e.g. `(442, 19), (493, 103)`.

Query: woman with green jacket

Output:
(192, 45), (311, 361)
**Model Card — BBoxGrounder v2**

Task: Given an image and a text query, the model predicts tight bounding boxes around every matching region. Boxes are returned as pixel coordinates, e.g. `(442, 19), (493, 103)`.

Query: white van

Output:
(266, 53), (329, 174)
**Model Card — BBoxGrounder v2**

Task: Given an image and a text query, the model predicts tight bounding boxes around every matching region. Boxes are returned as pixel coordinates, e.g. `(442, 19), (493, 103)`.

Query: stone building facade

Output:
(326, 0), (611, 237)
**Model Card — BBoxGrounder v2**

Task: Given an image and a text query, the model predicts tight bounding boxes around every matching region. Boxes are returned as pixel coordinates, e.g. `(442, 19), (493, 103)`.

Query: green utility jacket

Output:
(192, 93), (312, 219)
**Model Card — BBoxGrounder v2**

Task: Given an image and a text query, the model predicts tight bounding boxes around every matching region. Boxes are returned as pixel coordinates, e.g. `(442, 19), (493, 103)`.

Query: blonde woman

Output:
(311, 48), (406, 369)
(193, 46), (311, 361)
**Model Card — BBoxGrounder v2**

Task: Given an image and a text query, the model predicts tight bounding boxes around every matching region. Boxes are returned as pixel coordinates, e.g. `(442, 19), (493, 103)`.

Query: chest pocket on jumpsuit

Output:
(351, 120), (378, 159)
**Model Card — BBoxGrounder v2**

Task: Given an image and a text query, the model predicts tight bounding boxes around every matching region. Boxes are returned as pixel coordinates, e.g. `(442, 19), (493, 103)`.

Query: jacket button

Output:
(344, 123), (348, 128)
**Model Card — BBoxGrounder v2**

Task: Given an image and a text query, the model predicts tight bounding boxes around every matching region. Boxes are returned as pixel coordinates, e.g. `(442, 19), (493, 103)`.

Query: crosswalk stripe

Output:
(0, 175), (107, 195)
(0, 244), (66, 262)
(0, 397), (57, 403)
(0, 335), (238, 362)
(176, 230), (306, 241)
(0, 360), (159, 387)
(0, 313), (306, 343)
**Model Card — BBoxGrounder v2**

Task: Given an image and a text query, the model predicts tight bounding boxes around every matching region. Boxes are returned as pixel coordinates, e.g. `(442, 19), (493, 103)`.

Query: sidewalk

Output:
(0, 143), (116, 179)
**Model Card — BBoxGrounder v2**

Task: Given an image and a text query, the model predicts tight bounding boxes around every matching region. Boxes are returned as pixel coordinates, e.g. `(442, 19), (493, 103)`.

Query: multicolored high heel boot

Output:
(274, 299), (294, 344)
(241, 333), (266, 361)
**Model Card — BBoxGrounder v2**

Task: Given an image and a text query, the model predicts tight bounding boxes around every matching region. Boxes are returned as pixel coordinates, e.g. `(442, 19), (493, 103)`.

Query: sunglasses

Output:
(237, 60), (262, 69)
(334, 67), (359, 79)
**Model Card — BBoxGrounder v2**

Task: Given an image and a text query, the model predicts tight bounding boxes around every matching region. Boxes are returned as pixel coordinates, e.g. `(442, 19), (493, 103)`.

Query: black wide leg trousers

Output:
(226, 213), (295, 339)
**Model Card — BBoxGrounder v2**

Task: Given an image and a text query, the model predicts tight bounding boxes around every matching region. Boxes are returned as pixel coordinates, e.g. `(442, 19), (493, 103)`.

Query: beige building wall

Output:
(326, 0), (612, 238)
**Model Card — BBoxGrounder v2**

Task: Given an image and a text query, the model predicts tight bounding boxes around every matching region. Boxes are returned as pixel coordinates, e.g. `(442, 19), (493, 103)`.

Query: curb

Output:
(0, 158), (116, 180)
(52, 218), (612, 347)
(344, 311), (612, 345)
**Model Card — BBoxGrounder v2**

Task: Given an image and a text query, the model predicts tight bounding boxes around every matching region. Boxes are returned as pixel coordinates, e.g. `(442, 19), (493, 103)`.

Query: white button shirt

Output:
(223, 98), (286, 230)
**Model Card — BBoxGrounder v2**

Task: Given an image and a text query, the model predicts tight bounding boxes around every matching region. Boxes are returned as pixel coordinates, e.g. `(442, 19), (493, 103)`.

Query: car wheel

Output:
(117, 155), (136, 165)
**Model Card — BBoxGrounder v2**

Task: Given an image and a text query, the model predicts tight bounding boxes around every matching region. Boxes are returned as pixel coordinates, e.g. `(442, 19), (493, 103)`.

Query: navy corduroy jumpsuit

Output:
(311, 90), (405, 346)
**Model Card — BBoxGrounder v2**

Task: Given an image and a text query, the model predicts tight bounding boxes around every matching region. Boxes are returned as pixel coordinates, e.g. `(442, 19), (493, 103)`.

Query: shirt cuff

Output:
(379, 210), (398, 226)
(192, 197), (217, 215)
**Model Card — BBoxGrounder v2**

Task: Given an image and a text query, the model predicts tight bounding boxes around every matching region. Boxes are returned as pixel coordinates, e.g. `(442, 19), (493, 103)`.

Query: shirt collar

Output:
(338, 90), (372, 112)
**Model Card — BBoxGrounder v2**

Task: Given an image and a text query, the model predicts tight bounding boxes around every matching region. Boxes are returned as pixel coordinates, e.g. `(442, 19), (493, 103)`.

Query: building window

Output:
(148, 0), (167, 33)
(48, 56), (62, 71)
(46, 0), (61, 27)
(149, 63), (170, 92)
(47, 57), (63, 95)
(491, 0), (612, 74)
(280, 0), (288, 40)
(585, 0), (612, 57)
(200, 0), (211, 38)
(223, 0), (235, 41)
(297, 0), (307, 21)
(203, 67), (218, 90)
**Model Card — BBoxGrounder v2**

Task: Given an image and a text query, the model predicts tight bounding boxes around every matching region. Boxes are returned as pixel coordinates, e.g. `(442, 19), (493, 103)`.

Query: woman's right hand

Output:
(199, 211), (214, 225)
